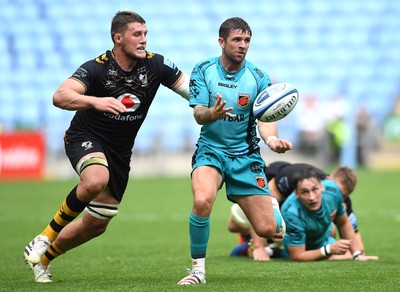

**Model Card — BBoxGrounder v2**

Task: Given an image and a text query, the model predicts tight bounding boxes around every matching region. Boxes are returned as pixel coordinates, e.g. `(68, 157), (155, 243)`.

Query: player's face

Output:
(120, 22), (148, 60)
(295, 177), (323, 211)
(219, 29), (251, 65)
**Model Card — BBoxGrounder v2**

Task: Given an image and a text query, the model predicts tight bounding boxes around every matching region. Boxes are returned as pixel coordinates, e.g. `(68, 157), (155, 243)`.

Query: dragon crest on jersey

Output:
(255, 177), (266, 188)
(237, 94), (250, 107)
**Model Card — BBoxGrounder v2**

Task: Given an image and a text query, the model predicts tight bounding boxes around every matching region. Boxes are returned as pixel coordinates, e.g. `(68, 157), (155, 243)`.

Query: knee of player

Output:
(80, 176), (109, 196)
(254, 224), (276, 239)
(77, 157), (110, 195)
(193, 196), (214, 213)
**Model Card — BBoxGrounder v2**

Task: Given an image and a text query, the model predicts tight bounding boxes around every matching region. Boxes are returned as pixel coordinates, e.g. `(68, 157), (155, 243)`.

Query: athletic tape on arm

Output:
(174, 73), (190, 100)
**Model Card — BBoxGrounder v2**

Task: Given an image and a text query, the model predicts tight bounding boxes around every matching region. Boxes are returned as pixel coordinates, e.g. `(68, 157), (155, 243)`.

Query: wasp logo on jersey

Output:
(238, 94), (250, 107)
(81, 141), (93, 151)
(137, 73), (148, 87)
(118, 93), (141, 112)
(134, 66), (149, 87)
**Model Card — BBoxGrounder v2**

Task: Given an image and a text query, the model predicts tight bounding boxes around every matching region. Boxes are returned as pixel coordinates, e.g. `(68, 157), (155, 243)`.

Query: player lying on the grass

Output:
(228, 161), (367, 260)
(279, 167), (378, 261)
(232, 167), (379, 261)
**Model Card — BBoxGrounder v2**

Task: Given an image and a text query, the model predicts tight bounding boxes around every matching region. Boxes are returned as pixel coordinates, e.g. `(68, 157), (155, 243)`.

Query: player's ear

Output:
(114, 33), (123, 44)
(218, 37), (225, 48)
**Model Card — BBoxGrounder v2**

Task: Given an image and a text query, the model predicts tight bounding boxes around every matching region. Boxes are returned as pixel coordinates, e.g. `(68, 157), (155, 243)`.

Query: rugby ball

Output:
(253, 83), (299, 122)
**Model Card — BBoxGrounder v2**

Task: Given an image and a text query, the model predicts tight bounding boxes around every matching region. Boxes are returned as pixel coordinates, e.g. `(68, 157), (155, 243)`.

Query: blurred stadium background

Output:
(1, 0), (400, 179)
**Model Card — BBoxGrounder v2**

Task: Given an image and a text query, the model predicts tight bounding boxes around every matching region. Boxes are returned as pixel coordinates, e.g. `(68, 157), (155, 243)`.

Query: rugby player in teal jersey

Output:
(228, 162), (368, 260)
(178, 17), (292, 285)
(280, 167), (378, 261)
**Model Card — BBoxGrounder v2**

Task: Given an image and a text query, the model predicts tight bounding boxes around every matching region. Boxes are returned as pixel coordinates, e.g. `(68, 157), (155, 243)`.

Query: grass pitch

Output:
(1, 169), (400, 291)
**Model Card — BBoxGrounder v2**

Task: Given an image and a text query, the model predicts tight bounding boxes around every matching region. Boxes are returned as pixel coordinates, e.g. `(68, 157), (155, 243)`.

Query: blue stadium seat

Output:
(1, 0), (400, 155)
(0, 87), (17, 131)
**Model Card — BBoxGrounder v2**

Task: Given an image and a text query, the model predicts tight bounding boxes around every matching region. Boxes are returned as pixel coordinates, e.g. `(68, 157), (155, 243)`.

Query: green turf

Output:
(1, 169), (400, 291)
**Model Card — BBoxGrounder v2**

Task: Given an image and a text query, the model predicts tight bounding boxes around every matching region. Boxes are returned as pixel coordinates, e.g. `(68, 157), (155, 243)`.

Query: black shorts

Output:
(64, 135), (131, 202)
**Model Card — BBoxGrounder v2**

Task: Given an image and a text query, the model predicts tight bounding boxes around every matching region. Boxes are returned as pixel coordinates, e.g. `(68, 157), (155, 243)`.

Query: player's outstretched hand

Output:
(211, 93), (237, 121)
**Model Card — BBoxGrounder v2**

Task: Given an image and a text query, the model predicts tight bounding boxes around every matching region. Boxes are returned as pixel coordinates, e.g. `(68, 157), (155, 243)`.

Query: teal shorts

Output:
(192, 145), (270, 202)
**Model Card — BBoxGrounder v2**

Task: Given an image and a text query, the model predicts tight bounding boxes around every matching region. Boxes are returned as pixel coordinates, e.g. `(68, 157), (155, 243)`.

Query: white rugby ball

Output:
(253, 83), (299, 122)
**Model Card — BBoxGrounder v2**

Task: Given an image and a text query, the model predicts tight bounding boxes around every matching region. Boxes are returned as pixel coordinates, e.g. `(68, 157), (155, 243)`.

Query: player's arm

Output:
(335, 213), (358, 247)
(346, 212), (366, 254)
(283, 211), (331, 262)
(53, 78), (126, 115)
(288, 239), (357, 262)
(193, 93), (236, 125)
(257, 121), (292, 154)
(353, 233), (365, 255)
(286, 214), (353, 261)
(335, 213), (378, 261)
(171, 72), (190, 100)
(288, 245), (331, 262)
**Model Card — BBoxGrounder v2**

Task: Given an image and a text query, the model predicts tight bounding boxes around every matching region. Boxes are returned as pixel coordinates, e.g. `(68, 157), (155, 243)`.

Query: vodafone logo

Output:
(118, 93), (140, 112)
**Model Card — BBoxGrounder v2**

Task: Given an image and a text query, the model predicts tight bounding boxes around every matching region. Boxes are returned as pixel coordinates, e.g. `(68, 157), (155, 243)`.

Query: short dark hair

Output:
(219, 17), (252, 40)
(111, 11), (146, 42)
(292, 167), (321, 189)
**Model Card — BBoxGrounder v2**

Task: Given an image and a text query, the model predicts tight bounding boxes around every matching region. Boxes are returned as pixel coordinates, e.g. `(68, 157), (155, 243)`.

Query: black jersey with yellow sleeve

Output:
(65, 50), (183, 153)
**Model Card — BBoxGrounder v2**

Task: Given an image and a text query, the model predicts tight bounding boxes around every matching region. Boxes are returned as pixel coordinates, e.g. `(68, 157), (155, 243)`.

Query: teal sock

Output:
(189, 213), (210, 259)
(273, 208), (283, 232)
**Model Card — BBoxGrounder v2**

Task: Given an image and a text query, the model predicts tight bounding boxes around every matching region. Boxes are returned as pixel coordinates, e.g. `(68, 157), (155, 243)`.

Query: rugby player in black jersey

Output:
(228, 161), (367, 261)
(23, 11), (190, 283)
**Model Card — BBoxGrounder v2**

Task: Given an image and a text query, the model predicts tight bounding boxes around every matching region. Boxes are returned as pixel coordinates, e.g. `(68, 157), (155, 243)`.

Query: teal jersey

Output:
(281, 180), (346, 251)
(189, 57), (271, 156)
